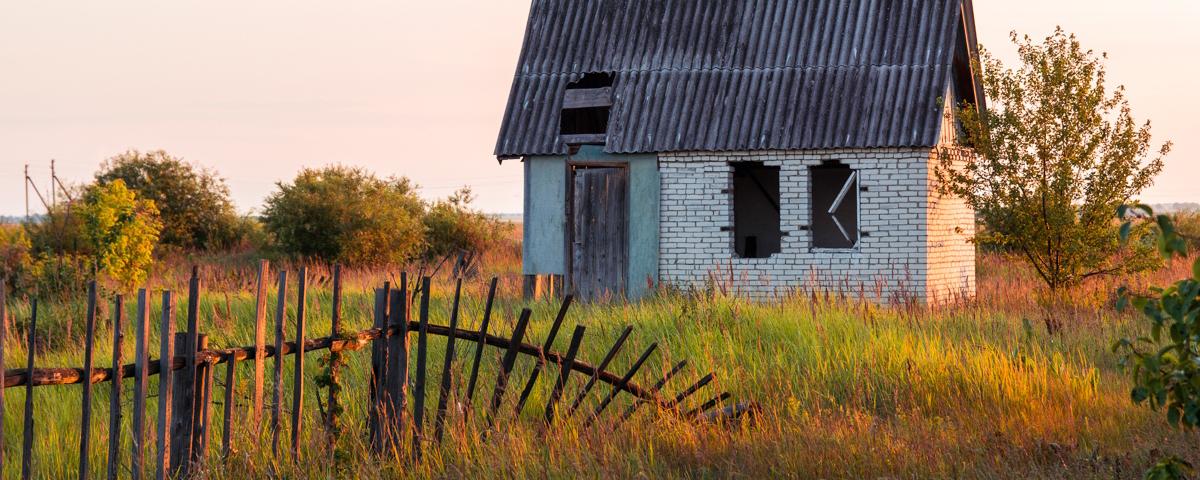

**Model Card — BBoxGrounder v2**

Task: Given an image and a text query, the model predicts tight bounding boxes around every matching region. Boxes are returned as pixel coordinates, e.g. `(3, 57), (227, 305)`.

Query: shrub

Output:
(96, 149), (241, 250)
(261, 166), (426, 266)
(423, 187), (505, 260)
(0, 225), (35, 294)
(79, 180), (162, 290)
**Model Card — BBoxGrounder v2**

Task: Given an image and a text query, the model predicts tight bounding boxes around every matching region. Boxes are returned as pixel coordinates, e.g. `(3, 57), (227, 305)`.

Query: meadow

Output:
(1, 248), (1197, 479)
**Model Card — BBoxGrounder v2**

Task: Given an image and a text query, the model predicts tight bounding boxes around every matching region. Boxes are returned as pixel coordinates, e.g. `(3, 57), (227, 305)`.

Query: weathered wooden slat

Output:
(251, 260), (269, 426)
(383, 277), (409, 452)
(411, 277), (431, 459)
(486, 309), (532, 429)
(664, 373), (715, 411)
(432, 279), (463, 444)
(0, 280), (6, 475)
(192, 336), (212, 467)
(326, 264), (343, 442)
(463, 277), (498, 419)
(619, 360), (688, 423)
(168, 332), (192, 477)
(544, 325), (586, 426)
(79, 282), (98, 480)
(291, 267), (308, 463)
(514, 295), (574, 417)
(684, 392), (732, 418)
(221, 355), (237, 460)
(270, 270), (288, 458)
(20, 298), (37, 480)
(567, 325), (633, 417)
(131, 289), (152, 479)
(585, 342), (657, 427)
(562, 86), (613, 109)
(107, 295), (125, 480)
(367, 285), (388, 452)
(155, 291), (174, 480)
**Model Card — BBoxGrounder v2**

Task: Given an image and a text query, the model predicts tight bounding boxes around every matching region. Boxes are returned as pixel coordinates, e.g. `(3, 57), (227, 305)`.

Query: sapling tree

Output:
(1115, 204), (1200, 479)
(937, 29), (1170, 291)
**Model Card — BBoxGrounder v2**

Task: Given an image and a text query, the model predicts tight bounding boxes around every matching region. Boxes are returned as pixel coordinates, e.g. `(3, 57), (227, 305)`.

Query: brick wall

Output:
(658, 147), (976, 303)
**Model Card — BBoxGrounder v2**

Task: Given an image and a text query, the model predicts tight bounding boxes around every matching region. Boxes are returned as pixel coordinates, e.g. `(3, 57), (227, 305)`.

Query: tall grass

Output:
(1, 253), (1195, 478)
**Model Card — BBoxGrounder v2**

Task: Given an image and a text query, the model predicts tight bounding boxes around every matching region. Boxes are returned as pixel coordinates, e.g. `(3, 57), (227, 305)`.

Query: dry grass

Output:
(2, 250), (1197, 479)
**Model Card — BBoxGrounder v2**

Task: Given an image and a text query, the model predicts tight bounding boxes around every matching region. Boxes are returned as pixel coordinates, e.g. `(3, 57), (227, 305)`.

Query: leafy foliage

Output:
(96, 149), (241, 250)
(1115, 204), (1200, 479)
(79, 180), (162, 290)
(423, 187), (506, 261)
(937, 29), (1170, 290)
(261, 166), (426, 266)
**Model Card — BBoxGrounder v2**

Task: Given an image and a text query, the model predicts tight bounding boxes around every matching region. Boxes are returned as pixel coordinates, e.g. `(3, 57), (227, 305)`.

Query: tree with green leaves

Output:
(96, 149), (241, 250)
(1115, 205), (1200, 479)
(79, 180), (162, 290)
(937, 28), (1170, 291)
(261, 166), (426, 265)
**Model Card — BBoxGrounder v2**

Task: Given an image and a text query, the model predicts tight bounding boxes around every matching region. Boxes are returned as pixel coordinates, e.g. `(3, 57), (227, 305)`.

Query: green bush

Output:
(96, 149), (241, 250)
(261, 166), (426, 266)
(423, 187), (505, 260)
(80, 180), (162, 290)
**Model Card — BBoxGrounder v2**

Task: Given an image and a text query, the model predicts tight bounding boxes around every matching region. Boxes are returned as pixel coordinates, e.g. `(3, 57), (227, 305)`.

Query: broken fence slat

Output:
(326, 264), (343, 442)
(487, 309), (532, 430)
(367, 285), (388, 452)
(433, 279), (463, 444)
(684, 392), (732, 418)
(514, 295), (573, 417)
(619, 360), (688, 423)
(665, 373), (716, 412)
(586, 342), (658, 427)
(79, 282), (98, 480)
(384, 276), (409, 454)
(463, 277), (498, 421)
(544, 325), (586, 426)
(567, 325), (634, 417)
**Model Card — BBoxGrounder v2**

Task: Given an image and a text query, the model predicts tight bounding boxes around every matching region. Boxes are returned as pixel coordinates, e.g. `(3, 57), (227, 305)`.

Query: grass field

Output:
(1, 251), (1197, 479)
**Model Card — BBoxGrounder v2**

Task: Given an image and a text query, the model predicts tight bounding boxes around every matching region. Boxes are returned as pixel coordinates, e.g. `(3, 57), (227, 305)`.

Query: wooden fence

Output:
(0, 262), (736, 479)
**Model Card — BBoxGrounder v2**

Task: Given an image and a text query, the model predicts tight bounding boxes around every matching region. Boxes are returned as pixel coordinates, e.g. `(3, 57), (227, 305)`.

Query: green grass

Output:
(1, 265), (1196, 479)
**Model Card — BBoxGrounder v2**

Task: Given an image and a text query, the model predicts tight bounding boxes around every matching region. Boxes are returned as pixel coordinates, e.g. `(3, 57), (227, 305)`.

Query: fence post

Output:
(155, 291), (175, 480)
(192, 336), (213, 467)
(326, 264), (342, 444)
(106, 295), (125, 480)
(515, 295), (573, 416)
(79, 281), (98, 480)
(131, 289), (151, 479)
(433, 279), (463, 444)
(411, 277), (430, 459)
(0, 280), (6, 476)
(383, 277), (409, 453)
(486, 309), (532, 430)
(291, 268), (308, 464)
(169, 333), (194, 477)
(544, 326), (587, 426)
(463, 277), (498, 420)
(20, 298), (37, 480)
(367, 284), (388, 453)
(271, 270), (288, 459)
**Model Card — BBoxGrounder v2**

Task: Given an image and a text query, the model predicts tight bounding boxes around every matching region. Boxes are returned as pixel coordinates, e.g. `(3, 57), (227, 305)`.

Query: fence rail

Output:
(0, 264), (735, 479)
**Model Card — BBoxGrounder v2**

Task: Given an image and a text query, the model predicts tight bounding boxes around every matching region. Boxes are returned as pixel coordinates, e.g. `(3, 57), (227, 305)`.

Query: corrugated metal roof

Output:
(495, 0), (982, 158)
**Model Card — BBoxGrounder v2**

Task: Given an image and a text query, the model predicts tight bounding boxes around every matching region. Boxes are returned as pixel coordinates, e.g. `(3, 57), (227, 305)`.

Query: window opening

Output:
(732, 162), (781, 258)
(560, 73), (613, 139)
(810, 162), (859, 249)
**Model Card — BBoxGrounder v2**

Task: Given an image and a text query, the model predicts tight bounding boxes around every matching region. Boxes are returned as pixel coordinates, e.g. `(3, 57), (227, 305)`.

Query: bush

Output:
(261, 166), (426, 266)
(80, 180), (162, 290)
(423, 188), (505, 260)
(96, 149), (241, 250)
(0, 225), (35, 294)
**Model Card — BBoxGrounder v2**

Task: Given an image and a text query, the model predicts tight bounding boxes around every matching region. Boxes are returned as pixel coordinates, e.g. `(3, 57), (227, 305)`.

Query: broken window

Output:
(810, 162), (859, 249)
(732, 162), (781, 258)
(560, 73), (613, 142)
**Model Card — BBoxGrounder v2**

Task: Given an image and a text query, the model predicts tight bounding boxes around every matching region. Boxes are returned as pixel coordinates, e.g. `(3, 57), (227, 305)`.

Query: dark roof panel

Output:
(495, 0), (981, 157)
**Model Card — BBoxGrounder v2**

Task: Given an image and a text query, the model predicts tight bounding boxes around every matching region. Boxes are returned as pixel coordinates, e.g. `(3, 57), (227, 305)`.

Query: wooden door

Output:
(570, 166), (628, 301)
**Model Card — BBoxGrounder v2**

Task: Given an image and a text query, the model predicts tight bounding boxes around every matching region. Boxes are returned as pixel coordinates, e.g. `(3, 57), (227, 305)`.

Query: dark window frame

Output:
(730, 161), (782, 259)
(809, 162), (860, 250)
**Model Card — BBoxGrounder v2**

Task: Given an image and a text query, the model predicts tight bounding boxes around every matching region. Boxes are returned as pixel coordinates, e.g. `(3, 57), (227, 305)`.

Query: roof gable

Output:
(496, 0), (983, 158)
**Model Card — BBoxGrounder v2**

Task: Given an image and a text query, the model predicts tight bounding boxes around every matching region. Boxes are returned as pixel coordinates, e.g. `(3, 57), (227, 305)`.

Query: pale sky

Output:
(2, 1), (1197, 217)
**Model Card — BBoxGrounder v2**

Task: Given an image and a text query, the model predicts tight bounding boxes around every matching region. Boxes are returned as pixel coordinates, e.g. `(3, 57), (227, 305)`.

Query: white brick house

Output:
(495, 0), (985, 303)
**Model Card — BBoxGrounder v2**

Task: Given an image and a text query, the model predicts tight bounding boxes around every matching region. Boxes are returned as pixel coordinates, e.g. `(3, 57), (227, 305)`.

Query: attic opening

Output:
(560, 73), (613, 143)
(810, 161), (859, 249)
(731, 162), (781, 259)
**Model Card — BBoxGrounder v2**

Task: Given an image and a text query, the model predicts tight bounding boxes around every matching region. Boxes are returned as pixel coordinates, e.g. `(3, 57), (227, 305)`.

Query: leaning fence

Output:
(0, 261), (740, 479)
